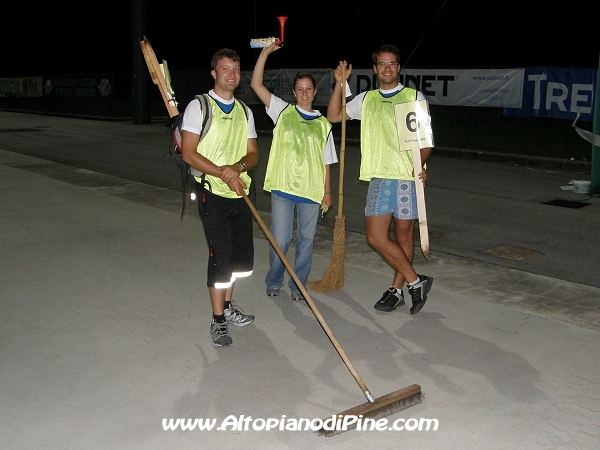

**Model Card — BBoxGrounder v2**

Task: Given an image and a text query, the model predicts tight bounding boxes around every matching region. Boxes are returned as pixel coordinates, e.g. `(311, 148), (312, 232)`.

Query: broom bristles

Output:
(315, 385), (424, 437)
(309, 215), (346, 292)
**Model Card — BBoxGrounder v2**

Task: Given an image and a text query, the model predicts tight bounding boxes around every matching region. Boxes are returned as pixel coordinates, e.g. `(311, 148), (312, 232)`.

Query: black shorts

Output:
(198, 189), (254, 288)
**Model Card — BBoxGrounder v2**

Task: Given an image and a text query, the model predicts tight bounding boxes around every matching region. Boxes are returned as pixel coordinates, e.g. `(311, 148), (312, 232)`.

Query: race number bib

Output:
(394, 100), (434, 150)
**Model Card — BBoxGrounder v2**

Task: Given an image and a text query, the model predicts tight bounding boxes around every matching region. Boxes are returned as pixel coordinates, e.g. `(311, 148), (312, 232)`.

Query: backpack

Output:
(166, 93), (250, 218)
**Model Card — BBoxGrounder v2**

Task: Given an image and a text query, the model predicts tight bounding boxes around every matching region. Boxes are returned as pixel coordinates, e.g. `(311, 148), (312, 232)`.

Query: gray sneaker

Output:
(210, 319), (232, 348)
(266, 288), (280, 297)
(224, 301), (255, 327)
(291, 291), (305, 301)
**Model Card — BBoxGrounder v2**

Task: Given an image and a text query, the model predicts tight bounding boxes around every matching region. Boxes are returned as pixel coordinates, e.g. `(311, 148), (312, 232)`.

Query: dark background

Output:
(1, 1), (598, 77)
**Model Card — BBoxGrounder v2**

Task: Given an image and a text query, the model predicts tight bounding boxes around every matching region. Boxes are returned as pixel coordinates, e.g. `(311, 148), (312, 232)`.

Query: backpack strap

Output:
(188, 93), (211, 177)
(196, 93), (212, 142)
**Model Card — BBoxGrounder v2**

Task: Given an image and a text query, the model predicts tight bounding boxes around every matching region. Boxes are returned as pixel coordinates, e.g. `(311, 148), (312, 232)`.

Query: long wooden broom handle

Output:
(242, 191), (374, 402)
(337, 66), (347, 217)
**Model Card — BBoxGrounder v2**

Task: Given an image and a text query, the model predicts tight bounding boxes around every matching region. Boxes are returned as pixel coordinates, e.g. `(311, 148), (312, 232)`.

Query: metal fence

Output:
(428, 104), (592, 161)
(250, 103), (594, 163)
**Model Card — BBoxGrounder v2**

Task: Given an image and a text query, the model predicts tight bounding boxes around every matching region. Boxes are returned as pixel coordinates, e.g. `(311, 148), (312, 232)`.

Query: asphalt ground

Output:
(1, 111), (599, 449)
(0, 111), (597, 289)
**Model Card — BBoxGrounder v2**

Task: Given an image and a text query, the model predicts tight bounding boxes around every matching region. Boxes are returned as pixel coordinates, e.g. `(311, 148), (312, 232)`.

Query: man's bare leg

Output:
(209, 287), (227, 316)
(391, 218), (416, 288)
(208, 286), (233, 347)
(366, 214), (418, 284)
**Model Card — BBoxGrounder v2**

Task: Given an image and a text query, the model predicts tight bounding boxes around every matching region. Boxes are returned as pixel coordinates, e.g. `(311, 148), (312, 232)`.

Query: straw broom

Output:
(309, 66), (348, 292)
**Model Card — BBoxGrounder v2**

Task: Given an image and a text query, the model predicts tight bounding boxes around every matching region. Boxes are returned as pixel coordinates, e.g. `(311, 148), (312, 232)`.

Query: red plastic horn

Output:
(277, 16), (288, 44)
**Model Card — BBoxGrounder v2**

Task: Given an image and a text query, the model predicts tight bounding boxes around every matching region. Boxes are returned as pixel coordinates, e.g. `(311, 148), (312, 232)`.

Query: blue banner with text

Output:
(503, 67), (596, 122)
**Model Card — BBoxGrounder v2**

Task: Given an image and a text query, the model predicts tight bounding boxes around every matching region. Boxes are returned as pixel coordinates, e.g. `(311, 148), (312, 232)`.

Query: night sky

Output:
(2, 1), (598, 77)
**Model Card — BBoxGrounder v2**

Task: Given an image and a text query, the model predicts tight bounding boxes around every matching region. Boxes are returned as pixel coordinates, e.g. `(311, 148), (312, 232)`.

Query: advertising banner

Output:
(349, 68), (524, 108)
(502, 67), (596, 122)
(240, 68), (525, 108)
(21, 77), (43, 97)
(4, 67), (595, 123)
(0, 78), (23, 97)
(238, 68), (332, 107)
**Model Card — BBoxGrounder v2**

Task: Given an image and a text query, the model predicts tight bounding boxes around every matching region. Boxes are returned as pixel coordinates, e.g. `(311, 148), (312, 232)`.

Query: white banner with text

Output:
(238, 68), (525, 108)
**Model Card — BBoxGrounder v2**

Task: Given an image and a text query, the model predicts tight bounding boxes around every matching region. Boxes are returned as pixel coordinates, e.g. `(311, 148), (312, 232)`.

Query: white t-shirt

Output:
(346, 83), (426, 120)
(181, 90), (257, 138)
(266, 94), (338, 165)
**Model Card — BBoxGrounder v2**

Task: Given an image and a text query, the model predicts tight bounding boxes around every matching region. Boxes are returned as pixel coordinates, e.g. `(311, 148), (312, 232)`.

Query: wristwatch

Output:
(238, 161), (247, 172)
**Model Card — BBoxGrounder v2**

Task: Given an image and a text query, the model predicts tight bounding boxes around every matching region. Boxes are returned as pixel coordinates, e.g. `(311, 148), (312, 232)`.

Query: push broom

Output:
(242, 192), (423, 436)
(309, 65), (348, 292)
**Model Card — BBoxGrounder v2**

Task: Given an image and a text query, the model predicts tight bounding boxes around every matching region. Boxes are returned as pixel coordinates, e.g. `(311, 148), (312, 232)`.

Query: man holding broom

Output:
(179, 48), (258, 347)
(327, 44), (433, 315)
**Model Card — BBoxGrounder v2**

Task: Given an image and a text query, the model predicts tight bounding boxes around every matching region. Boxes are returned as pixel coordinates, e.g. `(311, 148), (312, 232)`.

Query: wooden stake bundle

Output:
(412, 147), (429, 258)
(139, 36), (179, 118)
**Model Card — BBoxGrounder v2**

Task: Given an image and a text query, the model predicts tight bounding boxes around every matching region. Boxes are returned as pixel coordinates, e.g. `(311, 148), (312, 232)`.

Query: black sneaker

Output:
(374, 287), (405, 312)
(408, 275), (433, 315)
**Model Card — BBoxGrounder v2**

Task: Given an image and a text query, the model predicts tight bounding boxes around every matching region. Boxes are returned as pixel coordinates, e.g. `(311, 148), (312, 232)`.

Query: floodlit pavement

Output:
(1, 112), (599, 449)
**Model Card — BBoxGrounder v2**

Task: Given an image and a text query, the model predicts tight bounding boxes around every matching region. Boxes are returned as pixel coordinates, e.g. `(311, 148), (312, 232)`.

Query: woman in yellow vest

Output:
(251, 43), (338, 301)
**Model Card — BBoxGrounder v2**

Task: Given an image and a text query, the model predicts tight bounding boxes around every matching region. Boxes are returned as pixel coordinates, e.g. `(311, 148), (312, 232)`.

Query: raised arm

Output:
(327, 60), (352, 123)
(250, 43), (281, 107)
